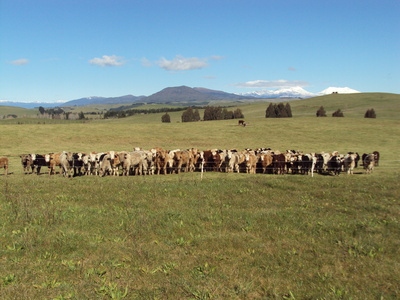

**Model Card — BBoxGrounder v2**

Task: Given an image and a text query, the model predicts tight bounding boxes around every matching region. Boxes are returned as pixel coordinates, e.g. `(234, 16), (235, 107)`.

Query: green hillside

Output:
(290, 92), (400, 119)
(0, 105), (39, 118)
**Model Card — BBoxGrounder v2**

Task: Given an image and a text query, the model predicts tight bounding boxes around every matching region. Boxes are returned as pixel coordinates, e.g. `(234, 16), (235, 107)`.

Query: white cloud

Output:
(233, 79), (310, 88)
(157, 55), (209, 71)
(9, 58), (29, 65)
(89, 55), (125, 67)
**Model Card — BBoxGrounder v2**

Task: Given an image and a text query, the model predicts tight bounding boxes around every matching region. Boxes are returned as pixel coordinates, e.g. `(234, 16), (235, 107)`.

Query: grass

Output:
(1, 172), (399, 299)
(0, 93), (399, 299)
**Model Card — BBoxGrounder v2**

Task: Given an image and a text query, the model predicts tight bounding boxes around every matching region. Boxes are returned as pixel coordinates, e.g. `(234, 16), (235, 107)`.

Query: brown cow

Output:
(45, 152), (62, 175)
(20, 154), (33, 174)
(0, 157), (8, 175)
(259, 153), (273, 174)
(244, 152), (258, 174)
(373, 151), (380, 167)
(272, 153), (286, 175)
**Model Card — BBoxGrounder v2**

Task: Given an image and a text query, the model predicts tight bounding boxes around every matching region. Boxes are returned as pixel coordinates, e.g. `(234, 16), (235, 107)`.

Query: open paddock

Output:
(0, 103), (399, 298)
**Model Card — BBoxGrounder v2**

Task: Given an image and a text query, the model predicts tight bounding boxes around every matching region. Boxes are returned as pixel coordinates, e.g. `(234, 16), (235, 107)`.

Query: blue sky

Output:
(1, 0), (399, 102)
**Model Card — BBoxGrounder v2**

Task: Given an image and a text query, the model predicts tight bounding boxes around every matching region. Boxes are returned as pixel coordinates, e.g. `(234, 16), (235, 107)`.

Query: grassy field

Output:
(0, 93), (399, 299)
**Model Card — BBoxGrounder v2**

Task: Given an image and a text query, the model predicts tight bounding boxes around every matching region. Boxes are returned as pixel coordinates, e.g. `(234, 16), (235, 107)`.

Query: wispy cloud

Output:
(157, 55), (208, 71)
(89, 55), (125, 67)
(141, 57), (152, 67)
(233, 79), (310, 88)
(9, 58), (29, 65)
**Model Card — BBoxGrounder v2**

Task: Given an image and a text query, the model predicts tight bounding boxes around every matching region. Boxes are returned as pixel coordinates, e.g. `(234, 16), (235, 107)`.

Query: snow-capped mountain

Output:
(319, 87), (360, 95)
(236, 87), (315, 99)
(236, 86), (361, 99)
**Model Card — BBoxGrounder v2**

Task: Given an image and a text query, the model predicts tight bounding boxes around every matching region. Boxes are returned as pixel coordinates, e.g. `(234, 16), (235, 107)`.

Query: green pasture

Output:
(0, 93), (399, 299)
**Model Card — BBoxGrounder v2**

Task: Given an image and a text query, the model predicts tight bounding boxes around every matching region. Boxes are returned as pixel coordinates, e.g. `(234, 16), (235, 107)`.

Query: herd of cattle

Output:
(0, 148), (379, 177)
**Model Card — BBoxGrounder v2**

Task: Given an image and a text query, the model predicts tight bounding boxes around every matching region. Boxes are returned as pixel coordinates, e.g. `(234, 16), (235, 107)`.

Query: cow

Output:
(30, 153), (48, 175)
(45, 152), (62, 175)
(373, 151), (380, 167)
(327, 155), (342, 176)
(73, 152), (85, 177)
(201, 150), (215, 172)
(189, 148), (201, 172)
(173, 150), (193, 174)
(60, 151), (74, 178)
(0, 157), (8, 175)
(238, 120), (246, 126)
(314, 153), (325, 174)
(259, 153), (273, 174)
(20, 154), (33, 174)
(154, 148), (168, 175)
(364, 154), (375, 174)
(212, 150), (228, 172)
(299, 153), (317, 176)
(122, 151), (147, 176)
(227, 150), (245, 173)
(343, 153), (358, 175)
(244, 152), (258, 174)
(98, 153), (120, 177)
(272, 153), (286, 175)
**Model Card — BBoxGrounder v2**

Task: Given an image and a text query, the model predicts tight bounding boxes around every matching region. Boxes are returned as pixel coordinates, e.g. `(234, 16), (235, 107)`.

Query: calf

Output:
(30, 153), (48, 175)
(244, 152), (258, 174)
(20, 154), (33, 174)
(328, 155), (342, 176)
(343, 153), (358, 175)
(272, 153), (286, 175)
(364, 154), (375, 174)
(373, 151), (380, 167)
(0, 157), (8, 175)
(60, 151), (74, 178)
(45, 152), (62, 175)
(259, 153), (273, 174)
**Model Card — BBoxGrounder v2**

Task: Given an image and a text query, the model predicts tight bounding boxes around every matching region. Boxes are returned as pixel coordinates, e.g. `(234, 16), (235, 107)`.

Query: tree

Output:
(364, 108), (376, 118)
(265, 103), (276, 118)
(193, 109), (200, 121)
(161, 113), (171, 123)
(316, 106), (327, 117)
(203, 106), (223, 121)
(38, 106), (45, 115)
(332, 109), (344, 117)
(181, 107), (195, 122)
(266, 103), (292, 118)
(285, 103), (293, 117)
(233, 108), (244, 119)
(78, 111), (85, 120)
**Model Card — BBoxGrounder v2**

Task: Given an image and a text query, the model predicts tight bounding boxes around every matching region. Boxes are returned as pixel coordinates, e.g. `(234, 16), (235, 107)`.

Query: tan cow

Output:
(0, 157), (8, 175)
(45, 152), (63, 175)
(259, 153), (273, 174)
(244, 152), (258, 174)
(173, 150), (193, 174)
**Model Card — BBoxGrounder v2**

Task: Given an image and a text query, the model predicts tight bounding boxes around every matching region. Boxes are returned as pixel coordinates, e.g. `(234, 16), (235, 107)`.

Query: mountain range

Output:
(0, 86), (361, 109)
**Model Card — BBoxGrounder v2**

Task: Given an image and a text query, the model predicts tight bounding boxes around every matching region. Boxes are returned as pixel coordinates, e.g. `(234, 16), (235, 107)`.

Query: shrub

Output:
(161, 113), (171, 123)
(364, 108), (376, 118)
(332, 109), (344, 117)
(316, 106), (327, 117)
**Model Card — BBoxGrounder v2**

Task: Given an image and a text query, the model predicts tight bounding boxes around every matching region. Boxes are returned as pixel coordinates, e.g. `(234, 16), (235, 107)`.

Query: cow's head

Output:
(44, 153), (52, 163)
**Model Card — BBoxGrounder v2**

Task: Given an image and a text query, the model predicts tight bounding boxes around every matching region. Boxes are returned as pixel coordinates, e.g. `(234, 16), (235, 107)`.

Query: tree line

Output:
(316, 106), (376, 118)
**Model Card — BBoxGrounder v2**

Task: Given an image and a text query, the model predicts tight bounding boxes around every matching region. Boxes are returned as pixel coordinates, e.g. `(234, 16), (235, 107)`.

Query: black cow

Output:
(327, 156), (342, 176)
(31, 153), (48, 175)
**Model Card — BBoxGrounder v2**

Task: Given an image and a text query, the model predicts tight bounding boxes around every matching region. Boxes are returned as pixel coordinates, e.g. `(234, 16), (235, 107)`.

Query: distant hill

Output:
(143, 86), (254, 103)
(62, 95), (146, 106)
